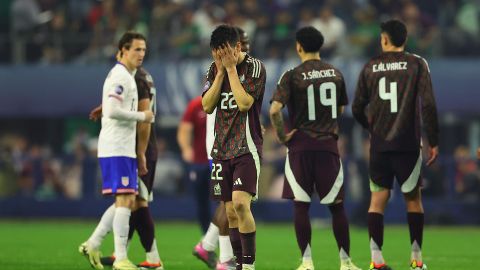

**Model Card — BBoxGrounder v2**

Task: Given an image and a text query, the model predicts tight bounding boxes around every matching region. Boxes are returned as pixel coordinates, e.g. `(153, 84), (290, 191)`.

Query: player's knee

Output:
(232, 200), (250, 214)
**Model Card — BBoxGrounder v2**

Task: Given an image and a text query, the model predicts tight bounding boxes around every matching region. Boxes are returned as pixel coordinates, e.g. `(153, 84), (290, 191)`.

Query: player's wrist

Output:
(225, 66), (237, 73)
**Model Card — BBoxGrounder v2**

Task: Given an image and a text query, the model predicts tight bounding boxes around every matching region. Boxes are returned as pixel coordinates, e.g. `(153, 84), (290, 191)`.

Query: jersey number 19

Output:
(307, 82), (337, 120)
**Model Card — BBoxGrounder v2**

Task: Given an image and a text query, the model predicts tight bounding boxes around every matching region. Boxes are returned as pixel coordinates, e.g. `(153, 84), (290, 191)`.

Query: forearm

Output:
(202, 72), (225, 114)
(177, 123), (193, 152)
(270, 111), (286, 142)
(226, 67), (254, 112)
(104, 98), (145, 121)
(136, 122), (150, 155)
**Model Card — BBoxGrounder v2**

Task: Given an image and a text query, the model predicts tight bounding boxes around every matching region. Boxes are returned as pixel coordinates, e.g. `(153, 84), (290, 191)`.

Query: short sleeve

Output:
(244, 60), (266, 99)
(136, 77), (150, 100)
(181, 99), (196, 123)
(337, 71), (348, 106)
(271, 69), (292, 105)
(107, 73), (130, 102)
(202, 62), (216, 97)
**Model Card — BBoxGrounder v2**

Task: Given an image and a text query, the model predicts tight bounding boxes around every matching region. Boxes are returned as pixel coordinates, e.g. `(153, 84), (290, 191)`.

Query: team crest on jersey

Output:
(214, 183), (221, 195)
(203, 81), (211, 91)
(121, 176), (129, 186)
(115, 85), (124, 95)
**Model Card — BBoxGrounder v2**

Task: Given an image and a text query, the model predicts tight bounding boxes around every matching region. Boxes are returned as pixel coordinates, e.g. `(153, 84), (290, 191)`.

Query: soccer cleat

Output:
(113, 259), (138, 270)
(100, 254), (116, 266)
(296, 259), (314, 270)
(242, 264), (255, 270)
(410, 260), (427, 270)
(340, 259), (362, 270)
(369, 262), (392, 270)
(78, 242), (104, 270)
(216, 258), (237, 270)
(192, 242), (217, 268)
(138, 260), (164, 270)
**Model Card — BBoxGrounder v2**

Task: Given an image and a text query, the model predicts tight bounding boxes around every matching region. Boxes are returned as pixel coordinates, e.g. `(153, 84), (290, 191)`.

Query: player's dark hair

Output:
(118, 31), (146, 51)
(380, 19), (407, 47)
(210, 25), (239, 49)
(296, 26), (324, 53)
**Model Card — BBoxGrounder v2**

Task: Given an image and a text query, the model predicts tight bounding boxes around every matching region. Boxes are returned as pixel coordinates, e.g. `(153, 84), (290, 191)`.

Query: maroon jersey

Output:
(135, 67), (158, 162)
(352, 51), (439, 152)
(272, 59), (348, 154)
(181, 96), (208, 164)
(203, 54), (266, 160)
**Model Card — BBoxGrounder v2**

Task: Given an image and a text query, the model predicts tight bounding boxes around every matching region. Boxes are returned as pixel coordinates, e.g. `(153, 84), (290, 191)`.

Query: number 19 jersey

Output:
(352, 51), (439, 151)
(271, 59), (348, 153)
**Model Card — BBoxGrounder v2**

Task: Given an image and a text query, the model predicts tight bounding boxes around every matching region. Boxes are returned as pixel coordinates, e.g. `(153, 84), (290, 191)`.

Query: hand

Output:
(89, 105), (102, 121)
(218, 43), (239, 70)
(279, 129), (297, 144)
(143, 111), (154, 123)
(182, 147), (194, 163)
(426, 145), (439, 166)
(212, 49), (224, 74)
(137, 153), (148, 176)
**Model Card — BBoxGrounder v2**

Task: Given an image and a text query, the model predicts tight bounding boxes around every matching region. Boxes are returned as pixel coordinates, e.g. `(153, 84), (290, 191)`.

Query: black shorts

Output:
(369, 149), (422, 193)
(282, 151), (344, 204)
(210, 153), (261, 202)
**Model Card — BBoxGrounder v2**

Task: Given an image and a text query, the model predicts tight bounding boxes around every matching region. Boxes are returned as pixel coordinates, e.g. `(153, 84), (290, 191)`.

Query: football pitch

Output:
(0, 220), (478, 270)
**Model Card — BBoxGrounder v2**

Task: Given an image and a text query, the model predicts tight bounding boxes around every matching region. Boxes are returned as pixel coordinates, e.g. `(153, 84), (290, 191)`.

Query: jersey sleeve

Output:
(181, 99), (196, 123)
(271, 69), (292, 105)
(352, 65), (370, 129)
(106, 73), (130, 102)
(244, 61), (266, 100)
(418, 57), (439, 147)
(136, 77), (150, 101)
(202, 62), (216, 97)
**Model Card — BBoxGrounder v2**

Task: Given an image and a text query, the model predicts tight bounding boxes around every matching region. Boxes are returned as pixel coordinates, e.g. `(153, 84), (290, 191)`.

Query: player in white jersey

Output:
(79, 32), (153, 270)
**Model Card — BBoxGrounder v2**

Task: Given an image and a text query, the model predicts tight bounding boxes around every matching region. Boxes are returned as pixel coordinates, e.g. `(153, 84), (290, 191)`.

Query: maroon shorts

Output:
(369, 149), (422, 193)
(210, 153), (261, 202)
(138, 159), (156, 202)
(282, 151), (344, 204)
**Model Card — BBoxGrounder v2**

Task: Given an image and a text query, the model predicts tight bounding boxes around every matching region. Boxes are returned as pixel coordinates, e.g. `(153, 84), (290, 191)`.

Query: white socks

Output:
(113, 207), (131, 261)
(411, 240), (422, 262)
(219, 235), (234, 263)
(339, 247), (351, 262)
(202, 223), (219, 251)
(370, 238), (385, 264)
(302, 244), (312, 262)
(146, 239), (161, 264)
(88, 204), (116, 249)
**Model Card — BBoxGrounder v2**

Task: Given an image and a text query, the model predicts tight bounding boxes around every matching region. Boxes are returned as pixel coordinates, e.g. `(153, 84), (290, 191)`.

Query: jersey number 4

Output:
(307, 82), (337, 120)
(379, 76), (398, 113)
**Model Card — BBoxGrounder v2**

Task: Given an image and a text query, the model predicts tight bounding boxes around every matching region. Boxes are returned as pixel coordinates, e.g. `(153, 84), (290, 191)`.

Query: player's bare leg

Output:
(231, 191), (256, 270)
(193, 202), (222, 269)
(226, 200), (242, 270)
(404, 188), (427, 270)
(112, 193), (137, 270)
(367, 189), (392, 270)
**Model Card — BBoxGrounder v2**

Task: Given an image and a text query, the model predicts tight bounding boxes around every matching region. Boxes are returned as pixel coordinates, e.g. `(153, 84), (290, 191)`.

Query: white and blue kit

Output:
(98, 62), (146, 195)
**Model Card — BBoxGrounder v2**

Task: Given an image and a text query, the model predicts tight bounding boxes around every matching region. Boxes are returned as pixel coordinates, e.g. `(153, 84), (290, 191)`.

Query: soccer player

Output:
(270, 26), (362, 270)
(79, 31), (154, 270)
(352, 20), (439, 270)
(87, 64), (164, 270)
(202, 25), (265, 270)
(191, 26), (250, 270)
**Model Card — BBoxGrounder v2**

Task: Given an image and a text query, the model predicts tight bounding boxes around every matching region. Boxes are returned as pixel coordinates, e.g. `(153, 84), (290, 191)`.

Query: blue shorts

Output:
(99, 157), (138, 195)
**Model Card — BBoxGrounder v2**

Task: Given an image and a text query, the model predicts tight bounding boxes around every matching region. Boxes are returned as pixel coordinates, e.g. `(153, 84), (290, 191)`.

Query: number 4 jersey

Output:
(204, 54), (266, 160)
(271, 59), (348, 154)
(352, 51), (439, 152)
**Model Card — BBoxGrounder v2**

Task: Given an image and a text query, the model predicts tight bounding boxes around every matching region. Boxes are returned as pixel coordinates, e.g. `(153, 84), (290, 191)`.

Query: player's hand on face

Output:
(182, 147), (194, 163)
(89, 106), (102, 121)
(143, 110), (154, 123)
(426, 145), (439, 166)
(219, 43), (238, 69)
(212, 49), (224, 73)
(138, 153), (148, 176)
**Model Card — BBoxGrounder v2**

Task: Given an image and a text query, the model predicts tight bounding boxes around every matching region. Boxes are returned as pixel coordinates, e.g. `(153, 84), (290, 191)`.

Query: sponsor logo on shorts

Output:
(121, 176), (129, 186)
(214, 183), (221, 195)
(233, 178), (243, 186)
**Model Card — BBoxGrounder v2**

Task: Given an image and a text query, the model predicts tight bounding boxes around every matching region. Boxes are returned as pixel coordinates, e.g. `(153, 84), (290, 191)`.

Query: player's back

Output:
(354, 51), (434, 151)
(287, 60), (347, 136)
(98, 63), (138, 158)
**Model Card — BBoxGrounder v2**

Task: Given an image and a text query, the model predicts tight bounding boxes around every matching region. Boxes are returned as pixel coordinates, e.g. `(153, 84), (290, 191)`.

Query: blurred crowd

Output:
(1, 120), (479, 204)
(0, 0), (479, 64)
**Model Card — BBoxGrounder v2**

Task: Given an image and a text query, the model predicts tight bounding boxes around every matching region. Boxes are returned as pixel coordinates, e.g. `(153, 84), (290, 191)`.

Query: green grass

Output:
(0, 220), (478, 270)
